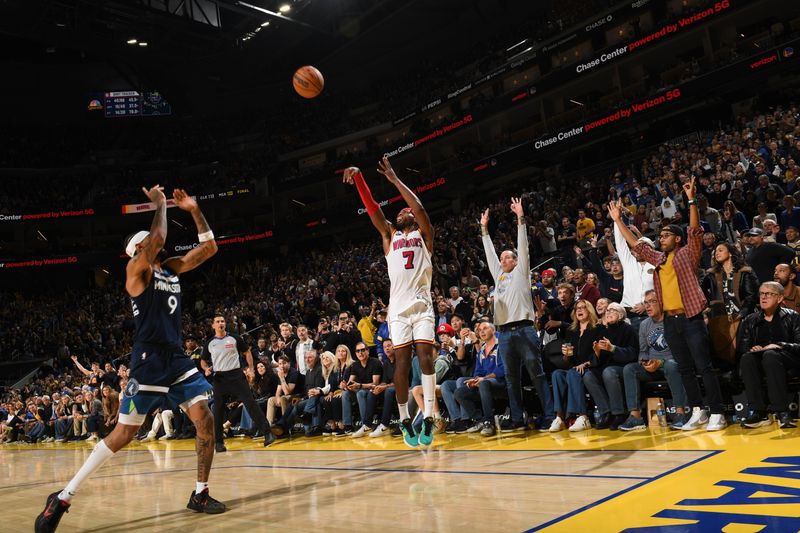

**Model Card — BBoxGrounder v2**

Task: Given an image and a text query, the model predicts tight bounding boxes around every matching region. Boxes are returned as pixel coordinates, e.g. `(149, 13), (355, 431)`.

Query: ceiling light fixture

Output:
(569, 99), (584, 106)
(261, 21), (271, 27)
(127, 38), (137, 44)
(138, 42), (148, 47)
(278, 3), (291, 14)
(506, 39), (529, 52)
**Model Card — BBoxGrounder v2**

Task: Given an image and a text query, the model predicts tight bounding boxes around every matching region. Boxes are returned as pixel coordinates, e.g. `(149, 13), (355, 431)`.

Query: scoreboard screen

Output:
(104, 91), (171, 118)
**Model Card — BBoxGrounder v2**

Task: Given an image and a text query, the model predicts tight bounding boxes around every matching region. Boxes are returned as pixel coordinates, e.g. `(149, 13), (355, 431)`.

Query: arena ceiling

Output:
(0, 0), (544, 107)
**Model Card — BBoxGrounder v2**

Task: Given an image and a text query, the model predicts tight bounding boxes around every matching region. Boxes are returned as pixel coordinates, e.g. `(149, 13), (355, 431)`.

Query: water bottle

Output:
(593, 406), (601, 425)
(657, 399), (667, 427)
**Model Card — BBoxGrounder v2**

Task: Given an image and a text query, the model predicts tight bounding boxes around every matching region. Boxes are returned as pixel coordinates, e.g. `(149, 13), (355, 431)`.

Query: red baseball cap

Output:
(436, 323), (456, 336)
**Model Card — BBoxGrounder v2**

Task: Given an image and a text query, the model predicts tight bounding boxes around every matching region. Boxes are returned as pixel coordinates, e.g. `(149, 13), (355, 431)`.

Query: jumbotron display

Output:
(103, 90), (172, 118)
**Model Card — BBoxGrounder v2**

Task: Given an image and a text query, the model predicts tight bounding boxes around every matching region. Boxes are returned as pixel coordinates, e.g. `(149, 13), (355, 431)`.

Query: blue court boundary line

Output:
(523, 449), (724, 532)
(226, 464), (650, 480)
(0, 447), (715, 454)
(0, 460), (651, 493)
(79, 463), (650, 481)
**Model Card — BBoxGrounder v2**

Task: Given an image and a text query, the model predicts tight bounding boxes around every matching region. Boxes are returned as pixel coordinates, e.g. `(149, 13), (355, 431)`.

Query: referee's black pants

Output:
(212, 369), (269, 443)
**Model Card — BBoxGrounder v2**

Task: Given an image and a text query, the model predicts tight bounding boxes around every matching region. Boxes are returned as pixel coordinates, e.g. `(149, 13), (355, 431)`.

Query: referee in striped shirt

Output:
(202, 314), (275, 451)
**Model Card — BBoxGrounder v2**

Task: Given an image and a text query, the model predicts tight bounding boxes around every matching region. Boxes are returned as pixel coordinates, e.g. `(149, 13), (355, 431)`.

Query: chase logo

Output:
(124, 378), (140, 397)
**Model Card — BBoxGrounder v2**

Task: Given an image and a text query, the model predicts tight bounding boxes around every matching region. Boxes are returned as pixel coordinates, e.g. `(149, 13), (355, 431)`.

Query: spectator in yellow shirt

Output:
(576, 209), (596, 245)
(357, 303), (379, 356)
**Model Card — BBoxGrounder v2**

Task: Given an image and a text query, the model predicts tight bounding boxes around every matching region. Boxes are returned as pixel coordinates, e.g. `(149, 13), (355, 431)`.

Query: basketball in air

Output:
(292, 65), (324, 98)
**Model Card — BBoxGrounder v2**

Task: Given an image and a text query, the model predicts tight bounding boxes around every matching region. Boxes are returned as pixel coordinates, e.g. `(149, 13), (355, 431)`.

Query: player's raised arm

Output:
(343, 166), (393, 252)
(163, 189), (218, 274)
(377, 156), (434, 251)
(125, 185), (167, 295)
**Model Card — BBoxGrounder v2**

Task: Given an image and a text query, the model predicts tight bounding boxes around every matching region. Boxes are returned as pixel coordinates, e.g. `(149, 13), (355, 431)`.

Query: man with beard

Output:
(343, 157), (437, 448)
(609, 177), (725, 432)
(572, 268), (600, 308)
(534, 268), (558, 302)
(774, 263), (800, 313)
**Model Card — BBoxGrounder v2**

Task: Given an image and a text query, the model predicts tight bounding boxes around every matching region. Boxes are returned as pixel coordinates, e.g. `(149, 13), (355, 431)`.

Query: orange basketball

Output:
(292, 65), (324, 98)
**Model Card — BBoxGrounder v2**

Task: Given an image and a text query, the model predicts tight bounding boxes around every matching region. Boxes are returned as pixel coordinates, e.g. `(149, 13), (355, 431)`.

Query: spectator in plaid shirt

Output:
(609, 176), (726, 432)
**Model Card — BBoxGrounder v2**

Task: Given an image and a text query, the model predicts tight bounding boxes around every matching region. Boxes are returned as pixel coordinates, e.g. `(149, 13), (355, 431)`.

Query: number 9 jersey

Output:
(386, 229), (434, 347)
(130, 265), (183, 350)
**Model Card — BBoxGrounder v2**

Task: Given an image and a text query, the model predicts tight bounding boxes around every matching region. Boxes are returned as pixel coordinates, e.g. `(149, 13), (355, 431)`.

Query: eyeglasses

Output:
(356, 348), (369, 352)
(659, 233), (674, 240)
(643, 300), (658, 305)
(759, 292), (781, 298)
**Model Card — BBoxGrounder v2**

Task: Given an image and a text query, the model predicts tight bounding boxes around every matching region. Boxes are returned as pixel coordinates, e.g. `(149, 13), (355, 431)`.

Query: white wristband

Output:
(198, 230), (214, 242)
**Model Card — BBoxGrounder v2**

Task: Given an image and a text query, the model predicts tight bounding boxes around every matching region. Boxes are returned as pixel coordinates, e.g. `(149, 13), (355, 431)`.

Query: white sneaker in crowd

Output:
(548, 416), (565, 432)
(466, 421), (483, 433)
(706, 414), (727, 431)
(569, 415), (592, 432)
(351, 425), (370, 438)
(369, 424), (390, 438)
(680, 407), (709, 431)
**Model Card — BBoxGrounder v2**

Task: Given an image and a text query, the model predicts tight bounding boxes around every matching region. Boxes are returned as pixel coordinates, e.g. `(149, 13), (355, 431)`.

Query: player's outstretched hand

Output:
(343, 167), (360, 185)
(173, 188), (198, 212)
(376, 156), (398, 183)
(510, 197), (524, 217)
(143, 184), (166, 205)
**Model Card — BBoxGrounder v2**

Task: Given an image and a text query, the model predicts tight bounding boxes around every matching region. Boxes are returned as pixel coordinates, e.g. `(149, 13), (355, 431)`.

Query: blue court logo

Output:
(124, 378), (140, 397)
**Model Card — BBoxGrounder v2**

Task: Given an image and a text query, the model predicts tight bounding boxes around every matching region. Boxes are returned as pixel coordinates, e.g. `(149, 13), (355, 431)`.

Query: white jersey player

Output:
(344, 157), (437, 448)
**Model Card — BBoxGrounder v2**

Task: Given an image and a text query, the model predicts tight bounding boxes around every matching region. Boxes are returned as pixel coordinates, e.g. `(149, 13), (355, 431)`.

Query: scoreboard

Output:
(104, 91), (172, 118)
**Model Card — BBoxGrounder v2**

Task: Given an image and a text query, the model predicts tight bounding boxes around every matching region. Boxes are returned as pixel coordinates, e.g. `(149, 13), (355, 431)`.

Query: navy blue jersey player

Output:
(36, 186), (223, 533)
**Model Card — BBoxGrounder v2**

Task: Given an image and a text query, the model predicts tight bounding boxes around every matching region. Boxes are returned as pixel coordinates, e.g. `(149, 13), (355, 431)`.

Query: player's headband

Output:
(125, 231), (150, 258)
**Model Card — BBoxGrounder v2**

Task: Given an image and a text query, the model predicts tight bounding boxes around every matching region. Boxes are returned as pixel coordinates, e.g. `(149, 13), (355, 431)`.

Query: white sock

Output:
(196, 481), (209, 494)
(163, 411), (174, 435)
(422, 373), (436, 419)
(398, 402), (410, 421)
(151, 413), (163, 436)
(60, 440), (115, 502)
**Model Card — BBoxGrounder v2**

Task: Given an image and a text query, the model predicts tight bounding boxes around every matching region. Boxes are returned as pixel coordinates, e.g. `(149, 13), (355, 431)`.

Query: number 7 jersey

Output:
(130, 265), (183, 349)
(386, 229), (433, 317)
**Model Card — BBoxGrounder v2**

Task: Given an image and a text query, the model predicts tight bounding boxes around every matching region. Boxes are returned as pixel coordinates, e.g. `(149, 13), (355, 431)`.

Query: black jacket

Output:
(539, 300), (575, 338)
(324, 329), (362, 354)
(302, 364), (326, 397)
(702, 266), (759, 319)
(737, 307), (800, 357)
(596, 321), (639, 367)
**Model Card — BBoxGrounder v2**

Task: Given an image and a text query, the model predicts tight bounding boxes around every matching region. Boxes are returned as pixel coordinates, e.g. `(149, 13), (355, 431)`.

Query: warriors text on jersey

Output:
(130, 266), (183, 349)
(386, 229), (432, 316)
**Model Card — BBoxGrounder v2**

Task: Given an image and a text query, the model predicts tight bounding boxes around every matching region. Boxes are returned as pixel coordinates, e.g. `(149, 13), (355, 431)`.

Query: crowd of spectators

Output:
(2, 97), (799, 445)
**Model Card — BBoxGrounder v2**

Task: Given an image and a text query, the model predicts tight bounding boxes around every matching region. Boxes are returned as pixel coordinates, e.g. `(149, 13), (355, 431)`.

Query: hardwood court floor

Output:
(3, 424), (799, 532)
